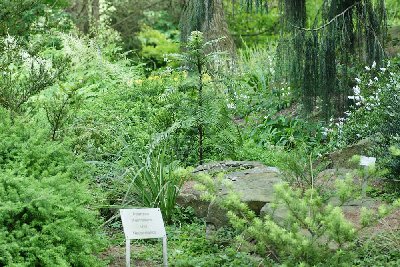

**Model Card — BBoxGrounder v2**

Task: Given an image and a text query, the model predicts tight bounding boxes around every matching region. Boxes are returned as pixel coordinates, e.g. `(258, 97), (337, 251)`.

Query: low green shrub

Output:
(0, 171), (107, 266)
(352, 231), (400, 266)
(129, 222), (265, 267)
(0, 109), (107, 266)
(138, 25), (179, 70)
(250, 115), (323, 150)
(195, 165), (399, 266)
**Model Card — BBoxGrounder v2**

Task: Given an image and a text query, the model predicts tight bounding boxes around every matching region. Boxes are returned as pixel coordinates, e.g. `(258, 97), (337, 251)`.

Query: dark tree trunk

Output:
(66, 0), (100, 34)
(180, 0), (236, 55)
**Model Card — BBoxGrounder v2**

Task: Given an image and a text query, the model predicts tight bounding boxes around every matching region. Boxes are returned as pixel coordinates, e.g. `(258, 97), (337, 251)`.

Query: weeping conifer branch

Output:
(180, 0), (236, 55)
(276, 0), (387, 119)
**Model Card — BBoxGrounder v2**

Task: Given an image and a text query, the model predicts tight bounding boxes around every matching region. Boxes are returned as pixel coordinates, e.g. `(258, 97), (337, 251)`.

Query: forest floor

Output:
(101, 209), (399, 266)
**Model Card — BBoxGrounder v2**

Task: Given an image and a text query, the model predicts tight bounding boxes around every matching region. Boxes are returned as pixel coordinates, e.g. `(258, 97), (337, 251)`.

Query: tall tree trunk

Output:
(180, 0), (236, 55)
(67, 0), (100, 34)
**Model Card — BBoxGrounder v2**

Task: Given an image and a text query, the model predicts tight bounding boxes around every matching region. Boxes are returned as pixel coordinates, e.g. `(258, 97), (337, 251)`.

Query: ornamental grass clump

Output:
(123, 149), (187, 223)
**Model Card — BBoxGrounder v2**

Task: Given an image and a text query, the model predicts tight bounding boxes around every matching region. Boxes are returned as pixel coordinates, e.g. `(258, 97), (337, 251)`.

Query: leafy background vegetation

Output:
(0, 0), (399, 266)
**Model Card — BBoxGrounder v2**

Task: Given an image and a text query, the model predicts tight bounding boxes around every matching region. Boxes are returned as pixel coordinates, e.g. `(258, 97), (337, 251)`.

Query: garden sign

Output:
(120, 208), (167, 267)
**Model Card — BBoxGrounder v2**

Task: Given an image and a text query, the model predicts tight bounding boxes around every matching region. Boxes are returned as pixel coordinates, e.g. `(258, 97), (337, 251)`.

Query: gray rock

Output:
(259, 196), (378, 229)
(328, 139), (373, 169)
(177, 180), (209, 218)
(260, 203), (288, 225)
(177, 161), (283, 228)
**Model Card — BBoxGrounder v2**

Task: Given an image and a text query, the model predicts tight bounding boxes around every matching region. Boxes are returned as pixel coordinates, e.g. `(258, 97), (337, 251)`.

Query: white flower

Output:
(322, 127), (329, 137)
(355, 77), (361, 83)
(4, 35), (17, 49)
(371, 61), (376, 69)
(368, 79), (373, 86)
(353, 85), (360, 95)
(348, 95), (355, 100)
(365, 66), (370, 71)
(380, 68), (386, 72)
(374, 77), (378, 81)
(355, 96), (363, 102)
(227, 103), (236, 109)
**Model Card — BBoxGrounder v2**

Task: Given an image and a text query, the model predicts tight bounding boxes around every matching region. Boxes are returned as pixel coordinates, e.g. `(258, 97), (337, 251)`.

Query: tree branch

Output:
(289, 1), (361, 32)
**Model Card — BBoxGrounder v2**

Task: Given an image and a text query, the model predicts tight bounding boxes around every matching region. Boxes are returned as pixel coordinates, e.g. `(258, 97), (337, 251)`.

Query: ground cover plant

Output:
(0, 0), (399, 266)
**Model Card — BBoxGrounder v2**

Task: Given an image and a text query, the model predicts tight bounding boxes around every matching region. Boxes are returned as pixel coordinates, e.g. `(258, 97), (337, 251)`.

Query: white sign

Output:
(120, 208), (166, 239)
(120, 208), (168, 267)
(360, 156), (376, 167)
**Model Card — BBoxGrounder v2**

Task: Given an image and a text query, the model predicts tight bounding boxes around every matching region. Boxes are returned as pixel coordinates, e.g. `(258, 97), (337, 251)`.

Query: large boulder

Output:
(177, 161), (283, 228)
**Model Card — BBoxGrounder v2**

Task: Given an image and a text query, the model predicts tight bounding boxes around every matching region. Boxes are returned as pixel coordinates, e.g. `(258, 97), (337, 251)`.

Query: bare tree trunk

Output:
(66, 0), (100, 34)
(92, 0), (100, 23)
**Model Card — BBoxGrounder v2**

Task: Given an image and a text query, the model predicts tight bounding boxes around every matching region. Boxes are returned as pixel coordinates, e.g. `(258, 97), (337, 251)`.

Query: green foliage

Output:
(1, 1), (398, 266)
(123, 150), (187, 223)
(194, 160), (399, 266)
(0, 0), (71, 37)
(109, 0), (181, 54)
(0, 35), (59, 117)
(277, 0), (387, 119)
(0, 112), (84, 180)
(129, 222), (264, 267)
(334, 57), (400, 184)
(352, 231), (400, 266)
(138, 25), (179, 69)
(50, 33), (145, 160)
(169, 31), (238, 165)
(42, 82), (82, 140)
(251, 115), (323, 149)
(386, 0), (400, 25)
(0, 108), (107, 266)
(230, 44), (295, 117)
(224, 0), (280, 47)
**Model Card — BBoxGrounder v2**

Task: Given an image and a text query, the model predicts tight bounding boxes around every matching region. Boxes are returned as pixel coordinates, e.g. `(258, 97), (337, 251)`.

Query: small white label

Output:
(359, 156), (376, 167)
(120, 208), (166, 239)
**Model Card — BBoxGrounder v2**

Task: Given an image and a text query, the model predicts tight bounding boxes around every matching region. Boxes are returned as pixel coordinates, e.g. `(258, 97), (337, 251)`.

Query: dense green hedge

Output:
(0, 109), (107, 266)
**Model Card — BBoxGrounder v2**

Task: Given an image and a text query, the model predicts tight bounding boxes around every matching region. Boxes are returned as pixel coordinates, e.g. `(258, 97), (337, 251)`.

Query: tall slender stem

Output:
(197, 55), (204, 165)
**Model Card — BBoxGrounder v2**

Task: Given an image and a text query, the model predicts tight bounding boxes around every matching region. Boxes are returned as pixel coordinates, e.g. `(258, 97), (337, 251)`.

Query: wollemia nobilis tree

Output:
(180, 0), (236, 55)
(275, 0), (387, 119)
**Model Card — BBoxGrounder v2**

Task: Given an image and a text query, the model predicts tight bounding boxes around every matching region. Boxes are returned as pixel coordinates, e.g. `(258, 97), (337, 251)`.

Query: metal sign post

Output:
(126, 239), (131, 267)
(120, 208), (168, 267)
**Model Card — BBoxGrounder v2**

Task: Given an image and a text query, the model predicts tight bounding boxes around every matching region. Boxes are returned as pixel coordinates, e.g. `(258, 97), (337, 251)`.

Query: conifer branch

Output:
(288, 1), (361, 32)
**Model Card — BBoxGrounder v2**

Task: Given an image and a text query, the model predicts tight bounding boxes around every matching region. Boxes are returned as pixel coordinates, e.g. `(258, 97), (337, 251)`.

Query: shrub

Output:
(352, 231), (400, 266)
(0, 109), (107, 266)
(250, 115), (323, 150)
(138, 25), (179, 70)
(195, 164), (399, 266)
(0, 35), (58, 118)
(0, 171), (107, 266)
(335, 57), (400, 185)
